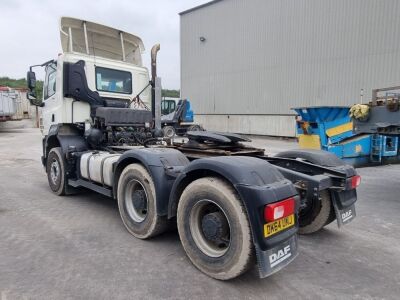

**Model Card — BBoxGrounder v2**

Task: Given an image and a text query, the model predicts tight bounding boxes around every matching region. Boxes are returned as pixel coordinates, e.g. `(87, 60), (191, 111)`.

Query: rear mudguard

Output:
(275, 149), (346, 167)
(113, 148), (190, 216)
(331, 189), (357, 226)
(168, 156), (300, 278)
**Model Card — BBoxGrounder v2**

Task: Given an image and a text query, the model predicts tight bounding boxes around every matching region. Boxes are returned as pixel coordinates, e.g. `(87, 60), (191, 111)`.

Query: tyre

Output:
(324, 201), (337, 226)
(177, 177), (255, 280)
(117, 164), (168, 239)
(299, 190), (334, 234)
(163, 126), (175, 138)
(46, 147), (67, 196)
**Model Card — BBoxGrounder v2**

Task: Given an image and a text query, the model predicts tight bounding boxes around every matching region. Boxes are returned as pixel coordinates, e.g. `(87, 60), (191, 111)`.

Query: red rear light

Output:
(264, 197), (295, 222)
(351, 175), (361, 189)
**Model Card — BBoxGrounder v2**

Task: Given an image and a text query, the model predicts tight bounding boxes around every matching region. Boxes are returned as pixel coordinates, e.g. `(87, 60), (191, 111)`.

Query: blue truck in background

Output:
(161, 99), (203, 137)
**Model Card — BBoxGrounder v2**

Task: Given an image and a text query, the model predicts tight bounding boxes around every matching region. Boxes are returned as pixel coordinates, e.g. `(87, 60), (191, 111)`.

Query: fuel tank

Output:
(80, 152), (121, 186)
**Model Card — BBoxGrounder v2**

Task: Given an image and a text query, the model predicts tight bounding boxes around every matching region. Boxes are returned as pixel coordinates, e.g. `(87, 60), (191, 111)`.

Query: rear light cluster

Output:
(264, 197), (295, 222)
(350, 175), (361, 189)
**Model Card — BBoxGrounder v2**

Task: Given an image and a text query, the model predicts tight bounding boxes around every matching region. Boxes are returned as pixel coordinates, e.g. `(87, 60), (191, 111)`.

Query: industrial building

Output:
(180, 0), (400, 136)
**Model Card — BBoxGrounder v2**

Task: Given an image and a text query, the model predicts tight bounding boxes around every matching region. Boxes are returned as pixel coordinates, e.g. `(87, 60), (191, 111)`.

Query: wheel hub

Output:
(201, 212), (229, 244)
(50, 160), (59, 184)
(189, 199), (231, 257)
(125, 179), (149, 223)
(132, 190), (147, 215)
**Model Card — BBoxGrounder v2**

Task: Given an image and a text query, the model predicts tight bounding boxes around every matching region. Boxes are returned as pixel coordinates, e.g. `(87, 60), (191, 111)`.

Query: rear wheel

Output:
(46, 147), (66, 196)
(117, 164), (168, 239)
(299, 190), (334, 234)
(177, 177), (255, 280)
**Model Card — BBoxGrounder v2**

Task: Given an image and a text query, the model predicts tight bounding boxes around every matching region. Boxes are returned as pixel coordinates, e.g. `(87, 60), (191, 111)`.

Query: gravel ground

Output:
(1, 122), (400, 299)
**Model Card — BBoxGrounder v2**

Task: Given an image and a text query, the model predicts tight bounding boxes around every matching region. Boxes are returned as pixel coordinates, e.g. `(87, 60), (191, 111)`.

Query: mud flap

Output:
(255, 235), (298, 278)
(332, 201), (356, 227)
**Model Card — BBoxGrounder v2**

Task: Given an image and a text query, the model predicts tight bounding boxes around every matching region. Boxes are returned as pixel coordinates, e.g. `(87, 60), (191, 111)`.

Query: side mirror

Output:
(27, 71), (36, 90)
(26, 70), (43, 106)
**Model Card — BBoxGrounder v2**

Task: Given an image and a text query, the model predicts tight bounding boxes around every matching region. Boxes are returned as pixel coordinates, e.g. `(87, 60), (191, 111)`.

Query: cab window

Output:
(44, 63), (57, 100)
(95, 67), (132, 94)
(161, 100), (176, 115)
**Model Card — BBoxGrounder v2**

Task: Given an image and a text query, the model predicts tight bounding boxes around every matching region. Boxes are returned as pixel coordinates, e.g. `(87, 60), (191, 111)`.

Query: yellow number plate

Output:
(264, 214), (295, 238)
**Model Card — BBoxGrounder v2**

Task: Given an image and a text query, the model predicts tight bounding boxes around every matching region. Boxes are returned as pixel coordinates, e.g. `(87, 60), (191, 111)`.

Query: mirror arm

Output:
(29, 59), (56, 72)
(27, 59), (55, 106)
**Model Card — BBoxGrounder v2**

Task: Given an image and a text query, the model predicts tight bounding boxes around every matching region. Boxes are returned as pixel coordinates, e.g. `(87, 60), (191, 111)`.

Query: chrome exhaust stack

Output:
(151, 44), (162, 131)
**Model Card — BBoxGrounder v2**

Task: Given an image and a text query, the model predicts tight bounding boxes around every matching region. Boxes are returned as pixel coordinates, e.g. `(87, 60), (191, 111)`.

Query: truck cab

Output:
(35, 17), (152, 135)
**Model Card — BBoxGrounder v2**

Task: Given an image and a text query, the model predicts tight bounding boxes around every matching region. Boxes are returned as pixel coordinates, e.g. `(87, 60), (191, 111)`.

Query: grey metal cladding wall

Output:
(180, 0), (400, 115)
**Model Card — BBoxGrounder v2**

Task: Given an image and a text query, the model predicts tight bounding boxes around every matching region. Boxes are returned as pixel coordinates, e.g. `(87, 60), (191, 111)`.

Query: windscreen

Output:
(95, 67), (132, 94)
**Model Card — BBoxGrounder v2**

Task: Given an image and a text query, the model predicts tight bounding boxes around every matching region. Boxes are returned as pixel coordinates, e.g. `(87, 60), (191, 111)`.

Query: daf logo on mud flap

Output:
(269, 245), (291, 268)
(341, 210), (353, 222)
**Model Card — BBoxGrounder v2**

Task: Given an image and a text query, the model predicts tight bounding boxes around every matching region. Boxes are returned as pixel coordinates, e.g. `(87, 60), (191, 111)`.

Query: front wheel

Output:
(46, 147), (67, 196)
(299, 190), (335, 234)
(163, 126), (176, 138)
(117, 164), (168, 239)
(177, 177), (255, 280)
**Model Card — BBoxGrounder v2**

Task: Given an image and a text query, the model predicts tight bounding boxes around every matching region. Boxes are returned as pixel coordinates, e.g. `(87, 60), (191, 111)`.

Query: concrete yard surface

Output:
(1, 124), (400, 299)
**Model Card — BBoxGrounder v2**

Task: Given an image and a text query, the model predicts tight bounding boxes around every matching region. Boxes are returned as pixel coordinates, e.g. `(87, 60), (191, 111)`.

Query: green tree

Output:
(162, 89), (180, 98)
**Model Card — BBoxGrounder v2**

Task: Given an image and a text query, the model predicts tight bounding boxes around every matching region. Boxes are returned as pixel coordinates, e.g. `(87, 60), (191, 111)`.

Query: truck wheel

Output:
(46, 147), (66, 196)
(117, 164), (167, 239)
(299, 190), (333, 234)
(177, 177), (255, 280)
(163, 126), (175, 138)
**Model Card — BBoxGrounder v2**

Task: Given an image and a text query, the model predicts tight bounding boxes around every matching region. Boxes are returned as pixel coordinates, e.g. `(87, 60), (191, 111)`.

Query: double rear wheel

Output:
(117, 166), (255, 279)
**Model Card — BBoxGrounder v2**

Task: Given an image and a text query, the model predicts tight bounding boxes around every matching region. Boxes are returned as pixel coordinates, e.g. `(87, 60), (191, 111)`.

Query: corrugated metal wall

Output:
(180, 0), (400, 136)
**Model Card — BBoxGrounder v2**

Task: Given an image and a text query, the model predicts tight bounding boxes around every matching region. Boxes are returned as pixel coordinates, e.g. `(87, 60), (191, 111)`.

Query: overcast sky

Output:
(0, 0), (209, 89)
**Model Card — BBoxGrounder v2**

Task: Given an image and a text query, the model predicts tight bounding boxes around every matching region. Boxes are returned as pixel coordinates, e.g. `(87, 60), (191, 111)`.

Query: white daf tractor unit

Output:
(26, 17), (360, 280)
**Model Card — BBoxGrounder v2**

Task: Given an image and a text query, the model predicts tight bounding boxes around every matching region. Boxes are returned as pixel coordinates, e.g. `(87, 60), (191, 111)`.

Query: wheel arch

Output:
(113, 148), (190, 216)
(168, 156), (293, 219)
(43, 124), (87, 167)
(274, 149), (346, 167)
(44, 135), (60, 161)
(168, 168), (235, 218)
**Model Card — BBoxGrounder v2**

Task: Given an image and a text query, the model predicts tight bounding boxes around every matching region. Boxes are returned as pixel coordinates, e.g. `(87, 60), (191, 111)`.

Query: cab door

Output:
(42, 62), (61, 135)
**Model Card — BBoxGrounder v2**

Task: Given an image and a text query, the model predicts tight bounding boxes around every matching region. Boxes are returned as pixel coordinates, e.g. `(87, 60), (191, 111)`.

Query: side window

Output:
(161, 100), (167, 114)
(44, 63), (57, 100)
(170, 101), (176, 112)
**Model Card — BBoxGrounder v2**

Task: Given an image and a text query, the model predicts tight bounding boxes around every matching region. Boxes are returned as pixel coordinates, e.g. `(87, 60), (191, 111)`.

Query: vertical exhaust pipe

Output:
(151, 44), (160, 122)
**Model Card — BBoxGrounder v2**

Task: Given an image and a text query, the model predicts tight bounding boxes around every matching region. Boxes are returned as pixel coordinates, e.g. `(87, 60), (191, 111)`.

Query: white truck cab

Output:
(36, 17), (152, 135)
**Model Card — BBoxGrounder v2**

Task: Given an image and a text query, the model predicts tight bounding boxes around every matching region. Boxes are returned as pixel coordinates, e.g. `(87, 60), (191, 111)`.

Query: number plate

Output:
(264, 214), (295, 238)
